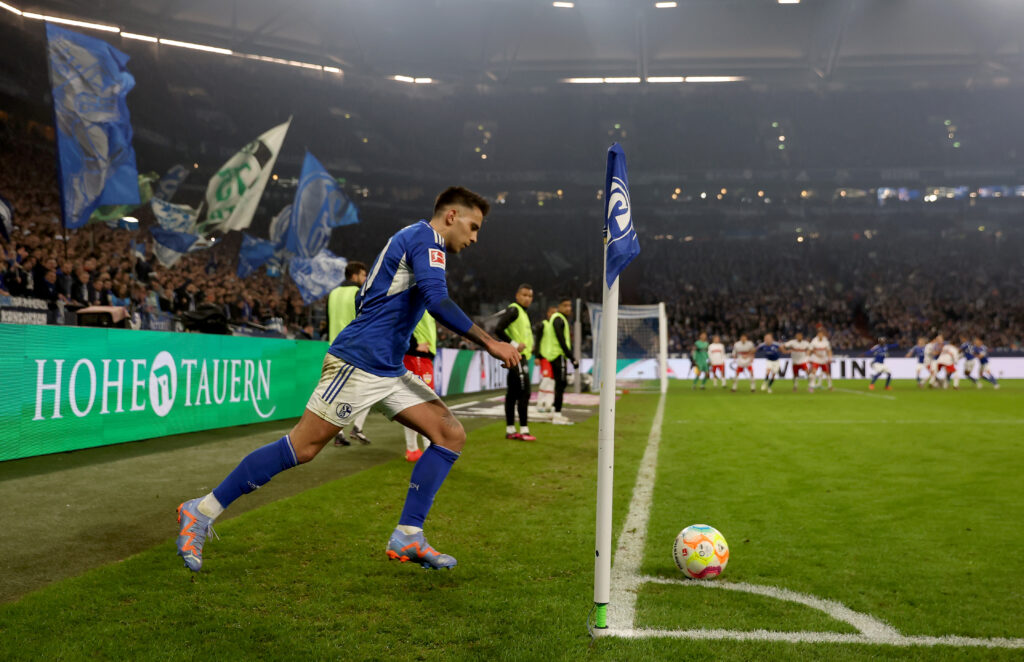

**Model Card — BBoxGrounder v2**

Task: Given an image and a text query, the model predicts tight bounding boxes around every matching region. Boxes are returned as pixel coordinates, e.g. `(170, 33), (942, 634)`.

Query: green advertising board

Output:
(0, 325), (329, 462)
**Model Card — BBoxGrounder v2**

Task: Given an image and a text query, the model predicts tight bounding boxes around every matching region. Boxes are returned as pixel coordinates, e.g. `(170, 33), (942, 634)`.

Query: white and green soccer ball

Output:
(673, 524), (729, 579)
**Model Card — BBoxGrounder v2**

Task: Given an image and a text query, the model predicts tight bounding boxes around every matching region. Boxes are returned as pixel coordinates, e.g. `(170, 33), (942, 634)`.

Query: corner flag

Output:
(604, 143), (640, 287)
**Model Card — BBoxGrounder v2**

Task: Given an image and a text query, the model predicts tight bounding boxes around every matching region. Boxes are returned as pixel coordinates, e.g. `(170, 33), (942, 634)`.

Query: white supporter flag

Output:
(202, 118), (291, 233)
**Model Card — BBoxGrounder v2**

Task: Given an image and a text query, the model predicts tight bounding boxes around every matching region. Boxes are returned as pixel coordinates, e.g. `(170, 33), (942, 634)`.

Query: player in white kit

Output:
(708, 335), (727, 387)
(808, 329), (833, 392)
(783, 331), (812, 392)
(933, 341), (960, 389)
(731, 334), (756, 392)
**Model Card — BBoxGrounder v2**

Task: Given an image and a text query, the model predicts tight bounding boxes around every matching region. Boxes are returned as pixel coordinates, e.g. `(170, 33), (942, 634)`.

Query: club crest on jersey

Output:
(335, 402), (352, 419)
(429, 249), (446, 269)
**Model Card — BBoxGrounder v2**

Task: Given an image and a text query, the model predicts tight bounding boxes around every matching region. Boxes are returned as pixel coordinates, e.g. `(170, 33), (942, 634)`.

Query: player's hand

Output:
(489, 340), (521, 368)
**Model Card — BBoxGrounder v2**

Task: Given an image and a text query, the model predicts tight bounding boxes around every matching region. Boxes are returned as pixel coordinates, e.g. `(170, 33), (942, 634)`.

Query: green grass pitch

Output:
(0, 380), (1022, 660)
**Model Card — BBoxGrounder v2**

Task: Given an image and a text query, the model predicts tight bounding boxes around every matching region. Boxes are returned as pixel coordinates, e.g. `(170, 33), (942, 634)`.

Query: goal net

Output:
(587, 302), (667, 393)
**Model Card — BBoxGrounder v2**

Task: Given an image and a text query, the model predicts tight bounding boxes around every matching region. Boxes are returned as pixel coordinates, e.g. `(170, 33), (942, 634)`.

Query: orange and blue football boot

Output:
(386, 528), (457, 570)
(176, 497), (217, 572)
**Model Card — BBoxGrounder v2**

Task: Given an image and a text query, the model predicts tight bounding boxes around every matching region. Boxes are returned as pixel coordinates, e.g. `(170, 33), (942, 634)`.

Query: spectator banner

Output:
(46, 24), (140, 230)
(155, 164), (189, 201)
(202, 119), (291, 233)
(286, 151), (359, 258)
(237, 233), (276, 278)
(0, 325), (328, 462)
(289, 249), (347, 304)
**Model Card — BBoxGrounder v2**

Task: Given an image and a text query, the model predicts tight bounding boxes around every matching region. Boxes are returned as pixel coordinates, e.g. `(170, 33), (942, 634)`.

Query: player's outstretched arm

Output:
(464, 323), (521, 368)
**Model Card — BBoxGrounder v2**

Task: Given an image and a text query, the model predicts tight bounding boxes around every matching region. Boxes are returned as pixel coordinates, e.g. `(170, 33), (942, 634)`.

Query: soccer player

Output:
(808, 328), (834, 391)
(958, 335), (979, 388)
(973, 336), (1000, 389)
(905, 337), (928, 388)
(326, 261), (371, 446)
(934, 340), (960, 389)
(924, 334), (943, 387)
(403, 312), (437, 461)
(783, 331), (811, 392)
(731, 333), (756, 392)
(758, 333), (783, 393)
(495, 284), (536, 441)
(708, 334), (727, 387)
(175, 187), (520, 572)
(540, 297), (577, 425)
(866, 337), (895, 390)
(691, 332), (710, 390)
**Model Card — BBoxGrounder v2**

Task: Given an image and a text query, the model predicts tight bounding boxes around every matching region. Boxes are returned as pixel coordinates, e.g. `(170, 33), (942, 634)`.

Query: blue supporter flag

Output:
(150, 226), (198, 254)
(289, 249), (348, 304)
(155, 164), (189, 201)
(151, 197), (199, 233)
(0, 193), (13, 241)
(285, 152), (359, 258)
(604, 142), (640, 287)
(46, 24), (140, 230)
(129, 239), (145, 260)
(237, 233), (277, 279)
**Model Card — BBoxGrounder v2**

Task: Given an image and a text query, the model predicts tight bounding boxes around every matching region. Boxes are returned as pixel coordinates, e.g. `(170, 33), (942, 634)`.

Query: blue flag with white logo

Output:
(237, 233), (277, 279)
(46, 23), (140, 230)
(150, 226), (198, 254)
(286, 152), (359, 258)
(604, 142), (640, 287)
(155, 164), (189, 201)
(289, 249), (348, 305)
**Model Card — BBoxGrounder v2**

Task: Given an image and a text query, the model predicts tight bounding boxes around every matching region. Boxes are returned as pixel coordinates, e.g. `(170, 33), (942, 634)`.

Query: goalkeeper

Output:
(691, 331), (710, 389)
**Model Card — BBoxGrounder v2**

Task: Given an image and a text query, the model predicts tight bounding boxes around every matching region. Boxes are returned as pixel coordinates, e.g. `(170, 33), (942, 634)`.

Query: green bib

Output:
(540, 312), (571, 360)
(328, 284), (359, 341)
(412, 312), (437, 356)
(507, 302), (533, 359)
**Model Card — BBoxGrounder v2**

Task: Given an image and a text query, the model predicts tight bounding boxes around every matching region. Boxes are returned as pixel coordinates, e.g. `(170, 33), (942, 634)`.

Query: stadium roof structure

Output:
(11, 0), (1024, 91)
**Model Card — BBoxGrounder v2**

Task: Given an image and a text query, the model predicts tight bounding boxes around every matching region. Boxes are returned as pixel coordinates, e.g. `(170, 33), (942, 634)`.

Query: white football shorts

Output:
(306, 354), (440, 428)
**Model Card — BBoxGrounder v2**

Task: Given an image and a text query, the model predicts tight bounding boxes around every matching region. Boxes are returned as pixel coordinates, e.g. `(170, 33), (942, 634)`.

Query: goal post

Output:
(586, 302), (669, 394)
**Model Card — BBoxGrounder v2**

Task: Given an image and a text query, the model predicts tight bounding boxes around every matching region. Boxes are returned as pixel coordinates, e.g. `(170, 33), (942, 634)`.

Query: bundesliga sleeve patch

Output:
(429, 248), (446, 269)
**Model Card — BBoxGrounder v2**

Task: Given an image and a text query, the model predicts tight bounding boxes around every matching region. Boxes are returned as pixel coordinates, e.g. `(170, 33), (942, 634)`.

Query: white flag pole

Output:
(593, 237), (619, 632)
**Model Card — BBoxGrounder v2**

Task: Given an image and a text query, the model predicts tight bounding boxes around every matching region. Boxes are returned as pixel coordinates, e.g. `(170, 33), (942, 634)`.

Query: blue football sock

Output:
(398, 444), (459, 528)
(870, 374), (878, 385)
(885, 375), (892, 387)
(212, 435), (298, 509)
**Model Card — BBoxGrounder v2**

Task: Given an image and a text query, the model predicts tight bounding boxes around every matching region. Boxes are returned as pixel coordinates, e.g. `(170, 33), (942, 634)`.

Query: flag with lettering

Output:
(46, 23), (140, 230)
(604, 142), (640, 287)
(201, 118), (290, 233)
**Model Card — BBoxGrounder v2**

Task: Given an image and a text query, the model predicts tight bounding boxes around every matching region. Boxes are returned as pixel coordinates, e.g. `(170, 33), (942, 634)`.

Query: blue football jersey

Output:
(960, 342), (975, 360)
(868, 344), (887, 364)
(910, 345), (925, 363)
(976, 344), (990, 364)
(329, 220), (465, 377)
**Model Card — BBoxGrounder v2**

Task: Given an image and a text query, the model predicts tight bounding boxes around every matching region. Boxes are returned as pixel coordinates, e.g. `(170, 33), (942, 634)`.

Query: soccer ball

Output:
(673, 524), (729, 579)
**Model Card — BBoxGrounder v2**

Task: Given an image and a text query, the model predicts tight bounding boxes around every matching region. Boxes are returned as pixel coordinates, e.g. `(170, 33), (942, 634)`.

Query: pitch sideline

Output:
(599, 392), (1024, 649)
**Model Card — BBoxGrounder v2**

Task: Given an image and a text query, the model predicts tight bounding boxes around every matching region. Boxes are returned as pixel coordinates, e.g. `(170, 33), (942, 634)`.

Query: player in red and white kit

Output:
(730, 333), (757, 392)
(708, 335), (727, 388)
(808, 329), (833, 392)
(933, 339), (960, 390)
(924, 335), (943, 388)
(783, 331), (812, 392)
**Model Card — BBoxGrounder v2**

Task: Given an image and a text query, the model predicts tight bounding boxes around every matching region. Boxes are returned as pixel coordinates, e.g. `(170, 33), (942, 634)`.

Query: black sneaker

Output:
(333, 431), (351, 447)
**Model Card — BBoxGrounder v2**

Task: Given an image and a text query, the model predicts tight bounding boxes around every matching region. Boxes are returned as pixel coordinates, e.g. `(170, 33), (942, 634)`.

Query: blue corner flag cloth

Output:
(604, 142), (640, 288)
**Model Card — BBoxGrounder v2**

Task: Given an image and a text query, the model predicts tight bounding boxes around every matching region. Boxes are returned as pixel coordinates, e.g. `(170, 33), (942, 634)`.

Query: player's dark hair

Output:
(345, 261), (367, 280)
(434, 186), (491, 217)
(517, 283), (533, 292)
(559, 296), (572, 304)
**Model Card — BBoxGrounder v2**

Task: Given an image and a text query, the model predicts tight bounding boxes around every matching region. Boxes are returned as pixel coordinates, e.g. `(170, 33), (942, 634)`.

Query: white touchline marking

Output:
(598, 394), (1024, 648)
(671, 420), (1024, 425)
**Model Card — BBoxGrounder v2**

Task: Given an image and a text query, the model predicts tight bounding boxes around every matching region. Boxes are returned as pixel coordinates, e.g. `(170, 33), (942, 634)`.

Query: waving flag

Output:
(89, 171), (158, 224)
(289, 249), (348, 304)
(0, 193), (13, 241)
(151, 197), (199, 232)
(201, 119), (290, 233)
(286, 152), (359, 258)
(604, 142), (640, 287)
(150, 226), (198, 267)
(155, 164), (189, 201)
(46, 24), (140, 230)
(237, 233), (277, 278)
